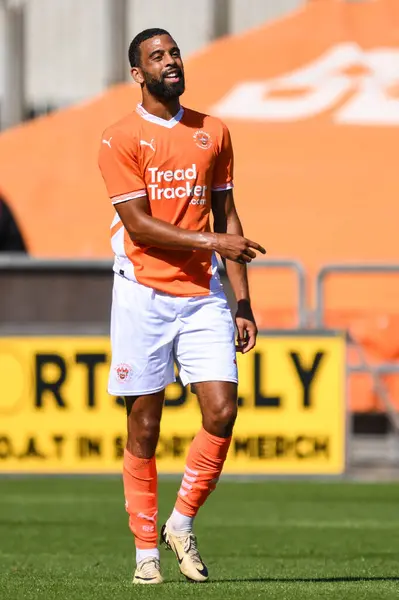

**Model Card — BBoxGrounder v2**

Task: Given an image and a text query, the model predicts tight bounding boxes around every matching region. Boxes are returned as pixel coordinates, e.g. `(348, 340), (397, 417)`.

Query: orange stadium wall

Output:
(1, 0), (399, 415)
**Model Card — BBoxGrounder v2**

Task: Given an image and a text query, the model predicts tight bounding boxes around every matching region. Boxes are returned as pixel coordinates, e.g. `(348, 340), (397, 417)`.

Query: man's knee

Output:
(203, 401), (237, 438)
(135, 414), (160, 441)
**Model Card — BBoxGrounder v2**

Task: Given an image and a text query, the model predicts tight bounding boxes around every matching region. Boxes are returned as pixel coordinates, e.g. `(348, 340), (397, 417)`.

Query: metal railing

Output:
(315, 263), (399, 328)
(0, 256), (308, 328)
(221, 258), (307, 328)
(2, 256), (397, 335)
(0, 255), (113, 271)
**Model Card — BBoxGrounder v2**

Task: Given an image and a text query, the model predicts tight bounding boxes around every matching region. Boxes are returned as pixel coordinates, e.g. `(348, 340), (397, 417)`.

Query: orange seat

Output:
(350, 314), (399, 362)
(348, 373), (380, 412)
(324, 310), (399, 361)
(322, 310), (399, 412)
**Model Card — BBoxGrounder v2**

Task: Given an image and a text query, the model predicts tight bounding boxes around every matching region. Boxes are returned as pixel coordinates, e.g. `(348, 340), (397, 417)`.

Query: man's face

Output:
(132, 34), (185, 99)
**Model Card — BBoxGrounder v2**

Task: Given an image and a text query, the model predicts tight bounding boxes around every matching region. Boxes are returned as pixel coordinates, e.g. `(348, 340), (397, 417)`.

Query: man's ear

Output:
(131, 67), (144, 85)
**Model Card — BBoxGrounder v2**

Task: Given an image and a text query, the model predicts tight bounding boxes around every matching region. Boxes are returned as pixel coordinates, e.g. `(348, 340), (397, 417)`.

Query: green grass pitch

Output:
(1, 478), (399, 599)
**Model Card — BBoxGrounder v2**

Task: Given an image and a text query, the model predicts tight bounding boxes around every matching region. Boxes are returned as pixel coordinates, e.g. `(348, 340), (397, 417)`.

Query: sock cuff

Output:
(200, 427), (232, 448)
(136, 547), (160, 560)
(123, 449), (155, 473)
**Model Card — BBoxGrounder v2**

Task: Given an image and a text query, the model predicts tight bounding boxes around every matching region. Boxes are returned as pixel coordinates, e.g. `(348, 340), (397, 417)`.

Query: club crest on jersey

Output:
(193, 130), (212, 150)
(115, 363), (133, 383)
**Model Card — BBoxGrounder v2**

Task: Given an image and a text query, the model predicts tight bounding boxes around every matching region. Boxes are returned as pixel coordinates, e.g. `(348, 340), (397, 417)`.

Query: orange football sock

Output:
(174, 427), (231, 518)
(123, 449), (158, 549)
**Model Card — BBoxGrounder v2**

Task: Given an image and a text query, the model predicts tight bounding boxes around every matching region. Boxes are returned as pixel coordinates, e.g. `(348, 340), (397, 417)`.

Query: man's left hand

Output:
(235, 299), (258, 354)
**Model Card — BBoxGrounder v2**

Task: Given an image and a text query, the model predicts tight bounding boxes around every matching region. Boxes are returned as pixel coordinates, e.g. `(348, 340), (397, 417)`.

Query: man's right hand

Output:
(212, 233), (266, 264)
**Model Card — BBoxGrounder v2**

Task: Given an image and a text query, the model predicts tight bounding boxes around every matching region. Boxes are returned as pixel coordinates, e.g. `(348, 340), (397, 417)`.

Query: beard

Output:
(143, 68), (185, 99)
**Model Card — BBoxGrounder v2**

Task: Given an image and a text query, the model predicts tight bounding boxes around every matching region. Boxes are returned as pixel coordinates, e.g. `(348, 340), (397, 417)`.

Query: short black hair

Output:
(128, 28), (172, 68)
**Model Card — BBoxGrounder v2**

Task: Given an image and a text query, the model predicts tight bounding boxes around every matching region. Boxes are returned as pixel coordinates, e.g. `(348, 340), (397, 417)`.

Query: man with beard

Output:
(98, 28), (265, 585)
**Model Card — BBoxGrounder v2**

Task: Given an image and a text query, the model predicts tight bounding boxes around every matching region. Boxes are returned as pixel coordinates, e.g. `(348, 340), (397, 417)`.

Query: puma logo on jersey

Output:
(140, 139), (156, 152)
(102, 137), (112, 148)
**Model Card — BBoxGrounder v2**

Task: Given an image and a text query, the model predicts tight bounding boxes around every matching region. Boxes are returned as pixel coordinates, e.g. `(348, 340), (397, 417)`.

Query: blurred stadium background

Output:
(1, 1), (399, 596)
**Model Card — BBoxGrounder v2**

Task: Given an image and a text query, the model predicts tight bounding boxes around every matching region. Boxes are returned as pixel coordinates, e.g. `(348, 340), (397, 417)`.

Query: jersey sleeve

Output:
(211, 122), (234, 192)
(98, 129), (147, 204)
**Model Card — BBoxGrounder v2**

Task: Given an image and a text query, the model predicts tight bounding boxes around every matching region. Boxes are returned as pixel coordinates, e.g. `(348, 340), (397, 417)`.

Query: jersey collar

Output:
(136, 103), (184, 129)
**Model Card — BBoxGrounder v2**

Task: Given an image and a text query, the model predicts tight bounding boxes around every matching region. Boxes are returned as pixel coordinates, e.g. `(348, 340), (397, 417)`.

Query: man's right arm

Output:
(116, 195), (214, 251)
(115, 196), (263, 263)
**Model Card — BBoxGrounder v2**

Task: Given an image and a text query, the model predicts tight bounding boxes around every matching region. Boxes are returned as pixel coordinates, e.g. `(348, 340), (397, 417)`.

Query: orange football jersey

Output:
(98, 104), (234, 296)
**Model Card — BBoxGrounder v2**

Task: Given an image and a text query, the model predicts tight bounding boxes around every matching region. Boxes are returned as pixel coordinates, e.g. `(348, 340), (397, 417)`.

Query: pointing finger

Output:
(246, 239), (266, 254)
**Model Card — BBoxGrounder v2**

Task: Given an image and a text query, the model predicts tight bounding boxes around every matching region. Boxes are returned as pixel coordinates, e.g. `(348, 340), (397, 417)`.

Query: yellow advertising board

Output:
(0, 333), (346, 475)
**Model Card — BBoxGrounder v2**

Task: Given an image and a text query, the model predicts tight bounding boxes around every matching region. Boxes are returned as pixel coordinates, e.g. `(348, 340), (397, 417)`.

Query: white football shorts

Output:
(108, 273), (238, 396)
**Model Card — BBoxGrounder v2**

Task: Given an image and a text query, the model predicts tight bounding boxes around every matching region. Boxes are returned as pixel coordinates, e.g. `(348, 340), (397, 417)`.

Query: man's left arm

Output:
(212, 189), (261, 354)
